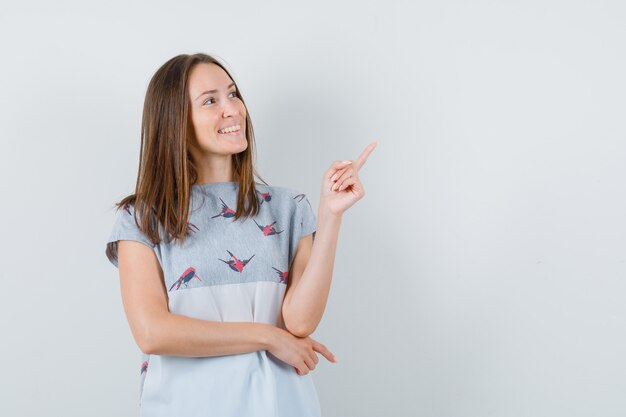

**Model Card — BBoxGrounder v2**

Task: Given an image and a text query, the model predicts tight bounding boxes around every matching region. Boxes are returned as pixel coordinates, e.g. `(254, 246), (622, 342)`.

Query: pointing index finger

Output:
(352, 141), (378, 171)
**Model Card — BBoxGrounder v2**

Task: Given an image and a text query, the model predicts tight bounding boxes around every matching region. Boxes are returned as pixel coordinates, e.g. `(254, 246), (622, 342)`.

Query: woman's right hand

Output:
(266, 327), (337, 375)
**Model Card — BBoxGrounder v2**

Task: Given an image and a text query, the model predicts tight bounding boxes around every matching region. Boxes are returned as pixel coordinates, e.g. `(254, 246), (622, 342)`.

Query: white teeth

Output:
(219, 124), (241, 134)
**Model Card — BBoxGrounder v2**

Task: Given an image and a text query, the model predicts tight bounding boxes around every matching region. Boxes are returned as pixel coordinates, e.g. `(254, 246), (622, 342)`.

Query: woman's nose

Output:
(221, 99), (240, 116)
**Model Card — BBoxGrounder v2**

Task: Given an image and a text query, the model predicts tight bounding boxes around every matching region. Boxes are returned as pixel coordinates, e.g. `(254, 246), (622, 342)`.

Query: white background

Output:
(1, 1), (625, 416)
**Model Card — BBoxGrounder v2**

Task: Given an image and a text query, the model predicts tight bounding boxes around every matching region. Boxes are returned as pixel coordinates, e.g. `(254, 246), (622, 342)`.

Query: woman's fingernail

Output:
(341, 160), (351, 164)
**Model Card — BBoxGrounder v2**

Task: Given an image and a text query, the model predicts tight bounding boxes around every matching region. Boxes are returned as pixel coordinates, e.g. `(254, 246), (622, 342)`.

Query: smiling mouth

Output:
(218, 124), (242, 134)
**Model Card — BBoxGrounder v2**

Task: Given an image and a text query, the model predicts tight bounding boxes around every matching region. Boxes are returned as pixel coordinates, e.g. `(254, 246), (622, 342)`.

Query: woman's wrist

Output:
(317, 201), (344, 221)
(259, 323), (279, 351)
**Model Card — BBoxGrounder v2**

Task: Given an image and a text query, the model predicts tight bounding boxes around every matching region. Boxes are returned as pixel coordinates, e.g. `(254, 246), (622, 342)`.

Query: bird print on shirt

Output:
(211, 197), (237, 218)
(169, 266), (204, 291)
(272, 267), (289, 284)
(253, 219), (284, 236)
(257, 189), (272, 205)
(219, 250), (255, 273)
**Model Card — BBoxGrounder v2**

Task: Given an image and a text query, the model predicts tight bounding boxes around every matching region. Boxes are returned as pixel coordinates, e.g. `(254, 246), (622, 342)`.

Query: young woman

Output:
(105, 53), (377, 416)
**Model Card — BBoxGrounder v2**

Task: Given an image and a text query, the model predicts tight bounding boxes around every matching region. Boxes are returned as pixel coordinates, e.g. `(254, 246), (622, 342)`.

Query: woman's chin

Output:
(224, 139), (248, 154)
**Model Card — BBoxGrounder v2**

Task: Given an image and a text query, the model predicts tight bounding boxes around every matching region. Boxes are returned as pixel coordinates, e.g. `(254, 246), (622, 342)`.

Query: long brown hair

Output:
(111, 53), (268, 247)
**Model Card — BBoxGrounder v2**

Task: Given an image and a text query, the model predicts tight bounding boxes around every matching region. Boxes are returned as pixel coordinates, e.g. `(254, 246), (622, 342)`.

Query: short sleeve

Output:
(288, 191), (317, 267)
(294, 193), (317, 240)
(105, 203), (157, 269)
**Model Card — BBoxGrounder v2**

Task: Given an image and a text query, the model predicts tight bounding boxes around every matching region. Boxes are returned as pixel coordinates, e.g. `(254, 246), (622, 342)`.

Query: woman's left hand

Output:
(319, 141), (378, 216)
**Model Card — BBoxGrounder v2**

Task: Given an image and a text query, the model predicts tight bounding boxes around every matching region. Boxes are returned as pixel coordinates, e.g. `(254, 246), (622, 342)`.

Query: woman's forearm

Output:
(283, 205), (343, 337)
(145, 313), (276, 357)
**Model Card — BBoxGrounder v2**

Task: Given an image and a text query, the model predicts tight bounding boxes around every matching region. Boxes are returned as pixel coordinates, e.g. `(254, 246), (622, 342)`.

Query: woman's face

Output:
(187, 63), (248, 156)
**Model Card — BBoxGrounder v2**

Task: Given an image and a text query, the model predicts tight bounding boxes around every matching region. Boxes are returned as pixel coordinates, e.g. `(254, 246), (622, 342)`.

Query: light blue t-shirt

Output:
(105, 181), (319, 417)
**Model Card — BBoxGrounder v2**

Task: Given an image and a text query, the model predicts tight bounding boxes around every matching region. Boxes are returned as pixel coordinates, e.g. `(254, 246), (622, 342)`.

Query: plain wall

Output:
(1, 0), (624, 416)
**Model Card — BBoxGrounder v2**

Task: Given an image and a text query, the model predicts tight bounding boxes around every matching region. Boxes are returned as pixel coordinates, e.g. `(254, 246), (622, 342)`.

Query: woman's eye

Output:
(203, 91), (238, 106)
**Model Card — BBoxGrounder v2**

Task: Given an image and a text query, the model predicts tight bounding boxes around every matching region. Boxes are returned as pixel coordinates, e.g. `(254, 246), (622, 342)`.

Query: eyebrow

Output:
(195, 82), (236, 101)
